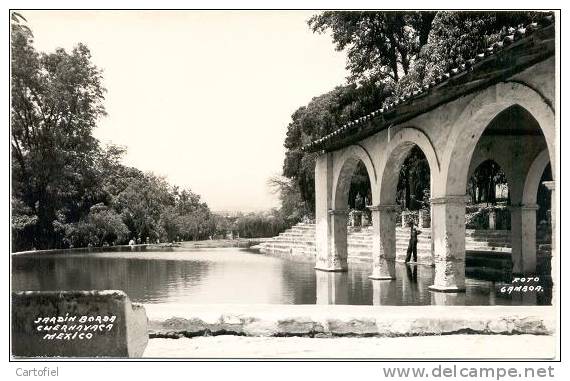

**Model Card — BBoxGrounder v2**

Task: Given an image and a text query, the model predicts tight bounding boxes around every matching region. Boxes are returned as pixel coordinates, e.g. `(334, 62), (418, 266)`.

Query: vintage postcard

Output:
(8, 7), (560, 372)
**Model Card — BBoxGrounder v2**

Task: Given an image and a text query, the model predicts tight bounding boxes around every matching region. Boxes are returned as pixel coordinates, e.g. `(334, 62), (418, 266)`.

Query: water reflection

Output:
(431, 292), (466, 306)
(315, 271), (348, 305)
(11, 248), (551, 306)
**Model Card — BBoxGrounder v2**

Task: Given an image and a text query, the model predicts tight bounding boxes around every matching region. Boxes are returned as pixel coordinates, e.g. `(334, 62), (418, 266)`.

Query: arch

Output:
(466, 159), (512, 206)
(442, 82), (555, 197)
(332, 144), (378, 209)
(522, 149), (551, 205)
(378, 127), (440, 205)
(467, 156), (514, 192)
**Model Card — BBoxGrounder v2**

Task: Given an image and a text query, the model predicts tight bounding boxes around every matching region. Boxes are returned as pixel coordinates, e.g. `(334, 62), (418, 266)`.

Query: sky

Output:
(23, 10), (349, 212)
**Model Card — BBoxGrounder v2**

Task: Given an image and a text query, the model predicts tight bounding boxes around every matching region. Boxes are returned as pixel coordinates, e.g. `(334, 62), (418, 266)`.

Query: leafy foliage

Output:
(11, 15), (218, 251)
(279, 11), (542, 215)
(393, 11), (542, 102)
(467, 160), (508, 205)
(211, 210), (288, 239)
(281, 83), (389, 213)
(397, 146), (430, 210)
(63, 204), (129, 248)
(11, 15), (107, 249)
(267, 176), (307, 223)
(235, 211), (288, 238)
(308, 11), (436, 85)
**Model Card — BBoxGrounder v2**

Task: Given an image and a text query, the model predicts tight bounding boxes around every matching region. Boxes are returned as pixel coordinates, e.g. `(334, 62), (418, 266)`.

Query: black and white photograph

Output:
(6, 4), (563, 376)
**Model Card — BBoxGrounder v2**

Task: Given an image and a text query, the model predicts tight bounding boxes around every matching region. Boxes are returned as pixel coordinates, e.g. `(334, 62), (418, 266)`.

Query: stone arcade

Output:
(303, 17), (556, 293)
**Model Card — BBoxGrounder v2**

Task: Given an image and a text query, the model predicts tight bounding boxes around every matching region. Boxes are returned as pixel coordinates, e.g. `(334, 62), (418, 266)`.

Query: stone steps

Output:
(258, 223), (514, 262)
(267, 241), (509, 252)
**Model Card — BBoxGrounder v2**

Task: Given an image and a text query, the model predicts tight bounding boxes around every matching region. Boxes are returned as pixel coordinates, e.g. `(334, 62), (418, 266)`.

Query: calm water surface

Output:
(12, 248), (551, 305)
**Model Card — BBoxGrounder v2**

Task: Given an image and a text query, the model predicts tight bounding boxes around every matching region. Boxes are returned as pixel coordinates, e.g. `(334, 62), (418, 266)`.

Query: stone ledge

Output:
(12, 290), (149, 358)
(146, 304), (554, 339)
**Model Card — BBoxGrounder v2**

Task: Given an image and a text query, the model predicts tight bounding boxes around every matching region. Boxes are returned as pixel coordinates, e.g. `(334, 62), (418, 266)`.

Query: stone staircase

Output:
(255, 223), (514, 265)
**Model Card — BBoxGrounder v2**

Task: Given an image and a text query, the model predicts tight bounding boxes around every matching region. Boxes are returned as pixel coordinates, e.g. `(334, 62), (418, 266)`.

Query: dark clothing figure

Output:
(405, 262), (418, 283)
(355, 193), (364, 210)
(405, 222), (421, 263)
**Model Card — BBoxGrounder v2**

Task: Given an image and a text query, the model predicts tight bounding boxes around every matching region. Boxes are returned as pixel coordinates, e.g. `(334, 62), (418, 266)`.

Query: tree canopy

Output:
(12, 15), (107, 249)
(11, 15), (218, 251)
(278, 11), (542, 217)
(308, 11), (436, 85)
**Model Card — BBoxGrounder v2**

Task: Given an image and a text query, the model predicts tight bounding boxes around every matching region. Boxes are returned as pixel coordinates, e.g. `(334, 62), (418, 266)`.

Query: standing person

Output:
(405, 220), (421, 263)
(355, 192), (364, 210)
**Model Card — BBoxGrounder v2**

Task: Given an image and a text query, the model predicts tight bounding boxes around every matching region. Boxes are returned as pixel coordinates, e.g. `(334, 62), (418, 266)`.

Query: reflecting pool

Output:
(11, 248), (551, 305)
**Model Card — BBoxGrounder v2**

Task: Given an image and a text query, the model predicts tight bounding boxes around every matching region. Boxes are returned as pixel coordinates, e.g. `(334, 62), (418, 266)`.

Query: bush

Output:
(63, 204), (129, 247)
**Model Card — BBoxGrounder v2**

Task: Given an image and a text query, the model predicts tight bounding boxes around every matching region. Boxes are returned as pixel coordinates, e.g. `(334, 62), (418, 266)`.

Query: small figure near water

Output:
(405, 220), (421, 263)
(129, 239), (135, 246)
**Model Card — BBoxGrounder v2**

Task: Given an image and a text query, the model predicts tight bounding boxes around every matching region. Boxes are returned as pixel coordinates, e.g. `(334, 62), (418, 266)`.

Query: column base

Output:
(428, 285), (466, 293)
(368, 275), (396, 280)
(314, 266), (348, 272)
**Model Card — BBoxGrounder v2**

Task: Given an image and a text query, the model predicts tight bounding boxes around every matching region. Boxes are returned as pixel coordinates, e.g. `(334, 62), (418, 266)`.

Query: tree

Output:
(278, 11), (543, 217)
(468, 160), (508, 205)
(308, 11), (436, 85)
(171, 188), (215, 241)
(11, 14), (219, 250)
(268, 175), (307, 223)
(232, 210), (287, 238)
(281, 83), (389, 213)
(397, 11), (542, 101)
(114, 174), (173, 241)
(63, 203), (129, 248)
(397, 146), (430, 210)
(11, 15), (107, 249)
(309, 11), (540, 100)
(11, 12), (33, 40)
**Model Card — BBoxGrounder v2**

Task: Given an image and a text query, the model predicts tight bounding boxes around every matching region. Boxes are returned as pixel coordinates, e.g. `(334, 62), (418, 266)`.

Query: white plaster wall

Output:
(316, 57), (555, 284)
(324, 56), (555, 206)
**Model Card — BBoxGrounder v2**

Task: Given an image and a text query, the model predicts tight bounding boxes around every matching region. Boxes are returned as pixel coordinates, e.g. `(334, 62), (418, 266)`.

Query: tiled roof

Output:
(302, 13), (555, 153)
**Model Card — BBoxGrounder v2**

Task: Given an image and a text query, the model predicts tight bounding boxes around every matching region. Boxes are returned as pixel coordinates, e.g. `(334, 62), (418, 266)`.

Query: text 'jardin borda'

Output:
(33, 314), (116, 341)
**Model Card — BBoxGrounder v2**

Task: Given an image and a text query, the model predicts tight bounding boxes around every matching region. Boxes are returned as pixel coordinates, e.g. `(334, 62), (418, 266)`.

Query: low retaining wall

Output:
(12, 290), (148, 358)
(145, 304), (554, 338)
(12, 239), (268, 256)
(12, 244), (176, 256)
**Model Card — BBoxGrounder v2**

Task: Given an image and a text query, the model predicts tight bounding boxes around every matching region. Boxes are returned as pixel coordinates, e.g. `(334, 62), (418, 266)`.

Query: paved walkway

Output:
(143, 334), (556, 359)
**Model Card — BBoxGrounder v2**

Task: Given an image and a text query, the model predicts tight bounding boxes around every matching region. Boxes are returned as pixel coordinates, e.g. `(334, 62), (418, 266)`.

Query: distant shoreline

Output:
(11, 238), (272, 256)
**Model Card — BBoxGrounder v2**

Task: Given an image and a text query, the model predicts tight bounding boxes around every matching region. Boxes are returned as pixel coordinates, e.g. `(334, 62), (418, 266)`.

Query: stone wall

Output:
(12, 290), (148, 358)
(146, 304), (554, 338)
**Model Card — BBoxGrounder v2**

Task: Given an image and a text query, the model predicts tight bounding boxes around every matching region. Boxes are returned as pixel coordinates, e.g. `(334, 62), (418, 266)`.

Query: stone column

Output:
(367, 204), (399, 280)
(419, 209), (431, 228)
(543, 180), (556, 304)
(488, 209), (496, 230)
(314, 153), (335, 271)
(428, 196), (467, 292)
(315, 209), (349, 271)
(510, 203), (539, 275)
(543, 181), (556, 253)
